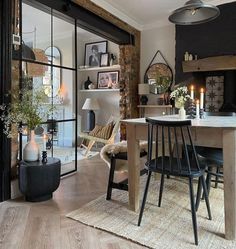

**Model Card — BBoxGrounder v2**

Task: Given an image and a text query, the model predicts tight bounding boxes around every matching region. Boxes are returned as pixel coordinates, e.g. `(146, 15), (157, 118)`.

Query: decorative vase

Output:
(84, 76), (92, 90)
(23, 130), (40, 162)
(179, 106), (186, 119)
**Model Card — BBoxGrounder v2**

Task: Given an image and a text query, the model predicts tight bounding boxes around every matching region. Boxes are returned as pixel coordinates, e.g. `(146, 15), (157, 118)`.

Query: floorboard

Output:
(0, 155), (146, 249)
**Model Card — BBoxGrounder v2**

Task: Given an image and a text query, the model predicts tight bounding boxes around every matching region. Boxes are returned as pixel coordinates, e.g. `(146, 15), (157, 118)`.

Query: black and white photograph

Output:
(100, 53), (109, 67)
(97, 71), (119, 89)
(84, 41), (108, 67)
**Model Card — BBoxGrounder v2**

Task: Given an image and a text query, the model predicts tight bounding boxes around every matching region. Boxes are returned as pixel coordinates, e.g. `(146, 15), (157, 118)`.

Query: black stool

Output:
(106, 151), (147, 200)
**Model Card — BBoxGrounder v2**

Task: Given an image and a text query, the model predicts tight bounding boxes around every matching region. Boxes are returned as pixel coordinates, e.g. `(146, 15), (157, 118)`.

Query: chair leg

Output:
(195, 177), (202, 211)
(158, 174), (165, 207)
(106, 157), (116, 200)
(138, 171), (152, 226)
(200, 175), (212, 220)
(188, 177), (198, 246)
(214, 167), (220, 188)
(84, 141), (95, 158)
(202, 166), (212, 200)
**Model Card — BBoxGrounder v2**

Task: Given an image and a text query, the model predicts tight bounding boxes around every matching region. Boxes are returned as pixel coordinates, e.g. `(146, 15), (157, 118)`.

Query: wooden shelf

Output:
(182, 55), (236, 73)
(78, 64), (120, 72)
(80, 89), (120, 92)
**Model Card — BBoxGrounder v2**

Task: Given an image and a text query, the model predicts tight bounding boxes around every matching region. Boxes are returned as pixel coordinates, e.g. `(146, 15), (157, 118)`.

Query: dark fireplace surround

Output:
(175, 2), (236, 112)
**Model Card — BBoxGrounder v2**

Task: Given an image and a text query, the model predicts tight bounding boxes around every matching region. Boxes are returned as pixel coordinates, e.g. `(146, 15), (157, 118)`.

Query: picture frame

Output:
(84, 41), (108, 67)
(100, 53), (109, 67)
(97, 71), (119, 89)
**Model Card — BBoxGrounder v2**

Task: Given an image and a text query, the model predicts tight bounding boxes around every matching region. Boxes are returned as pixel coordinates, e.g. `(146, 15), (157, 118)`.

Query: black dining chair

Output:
(138, 118), (212, 246)
(195, 112), (235, 210)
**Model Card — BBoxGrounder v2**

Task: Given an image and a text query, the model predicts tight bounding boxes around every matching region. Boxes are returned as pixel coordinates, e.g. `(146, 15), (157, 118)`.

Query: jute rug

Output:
(67, 176), (236, 249)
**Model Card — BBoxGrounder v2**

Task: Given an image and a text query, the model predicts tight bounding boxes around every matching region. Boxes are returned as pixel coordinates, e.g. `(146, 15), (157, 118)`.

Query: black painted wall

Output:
(175, 2), (236, 84)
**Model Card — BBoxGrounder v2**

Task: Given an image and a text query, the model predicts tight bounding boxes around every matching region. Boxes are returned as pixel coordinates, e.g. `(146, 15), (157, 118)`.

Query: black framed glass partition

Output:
(20, 0), (77, 176)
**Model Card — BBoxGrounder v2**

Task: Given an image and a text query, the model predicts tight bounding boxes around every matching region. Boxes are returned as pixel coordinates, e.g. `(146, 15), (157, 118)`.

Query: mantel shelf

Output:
(78, 64), (120, 72)
(80, 89), (120, 92)
(182, 55), (236, 73)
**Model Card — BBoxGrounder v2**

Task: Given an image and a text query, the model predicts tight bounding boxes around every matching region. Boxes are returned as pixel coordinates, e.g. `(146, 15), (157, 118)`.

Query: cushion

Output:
(89, 122), (114, 140)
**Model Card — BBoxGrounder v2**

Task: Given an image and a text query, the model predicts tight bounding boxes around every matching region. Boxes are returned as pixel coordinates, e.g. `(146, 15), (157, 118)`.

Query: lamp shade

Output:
(138, 84), (150, 95)
(168, 0), (220, 25)
(82, 98), (100, 110)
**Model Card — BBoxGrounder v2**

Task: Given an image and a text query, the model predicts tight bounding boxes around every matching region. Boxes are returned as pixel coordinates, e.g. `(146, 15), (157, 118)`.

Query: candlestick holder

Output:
(200, 108), (205, 119)
(42, 151), (47, 164)
(187, 99), (196, 119)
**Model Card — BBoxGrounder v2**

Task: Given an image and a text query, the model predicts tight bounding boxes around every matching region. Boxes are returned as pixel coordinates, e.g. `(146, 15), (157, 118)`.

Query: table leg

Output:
(223, 129), (236, 240)
(127, 123), (140, 212)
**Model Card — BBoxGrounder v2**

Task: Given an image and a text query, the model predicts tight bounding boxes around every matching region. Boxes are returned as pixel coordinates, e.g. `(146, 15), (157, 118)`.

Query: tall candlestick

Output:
(200, 88), (204, 109)
(190, 85), (194, 99)
(196, 99), (200, 119)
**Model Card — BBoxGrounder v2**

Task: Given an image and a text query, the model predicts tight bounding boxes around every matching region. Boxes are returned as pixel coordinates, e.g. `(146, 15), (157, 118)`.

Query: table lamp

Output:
(82, 98), (100, 131)
(138, 84), (149, 105)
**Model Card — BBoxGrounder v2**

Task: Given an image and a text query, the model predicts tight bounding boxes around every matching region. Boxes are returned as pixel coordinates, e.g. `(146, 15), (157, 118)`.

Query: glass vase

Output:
(179, 106), (186, 119)
(23, 130), (40, 161)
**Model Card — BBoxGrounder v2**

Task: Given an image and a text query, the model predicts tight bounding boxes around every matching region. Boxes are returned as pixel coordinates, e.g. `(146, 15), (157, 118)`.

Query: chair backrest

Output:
(146, 118), (200, 175)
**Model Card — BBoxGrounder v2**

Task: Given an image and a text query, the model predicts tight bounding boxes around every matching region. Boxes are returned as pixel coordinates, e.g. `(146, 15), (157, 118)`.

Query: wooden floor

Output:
(0, 155), (145, 249)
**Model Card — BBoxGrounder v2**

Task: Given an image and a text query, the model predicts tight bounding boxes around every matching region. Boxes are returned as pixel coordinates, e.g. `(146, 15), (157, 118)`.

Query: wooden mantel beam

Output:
(182, 55), (236, 73)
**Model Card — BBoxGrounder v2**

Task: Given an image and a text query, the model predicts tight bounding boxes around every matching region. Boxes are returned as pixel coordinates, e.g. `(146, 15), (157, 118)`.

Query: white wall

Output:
(140, 24), (175, 104)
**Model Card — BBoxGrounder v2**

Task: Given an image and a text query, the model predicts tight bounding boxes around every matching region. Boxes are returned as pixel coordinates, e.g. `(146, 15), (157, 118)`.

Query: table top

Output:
(122, 115), (236, 128)
(20, 157), (61, 167)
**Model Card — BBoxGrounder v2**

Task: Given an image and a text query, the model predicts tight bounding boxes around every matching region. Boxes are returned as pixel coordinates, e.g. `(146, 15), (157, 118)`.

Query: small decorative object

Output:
(84, 76), (92, 89)
(84, 40), (108, 67)
(188, 54), (193, 61)
(88, 83), (95, 89)
(194, 54), (198, 60)
(23, 130), (40, 161)
(200, 108), (205, 119)
(97, 71), (119, 89)
(184, 51), (189, 61)
(170, 86), (191, 119)
(100, 53), (109, 67)
(187, 99), (196, 119)
(42, 150), (47, 163)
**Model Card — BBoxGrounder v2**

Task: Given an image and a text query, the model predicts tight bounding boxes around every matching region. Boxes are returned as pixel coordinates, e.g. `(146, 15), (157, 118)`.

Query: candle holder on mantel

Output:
(42, 151), (47, 164)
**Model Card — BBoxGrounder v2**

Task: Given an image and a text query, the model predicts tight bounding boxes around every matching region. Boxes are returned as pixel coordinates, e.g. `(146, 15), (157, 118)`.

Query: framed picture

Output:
(84, 41), (108, 67)
(97, 71), (119, 89)
(100, 53), (109, 67)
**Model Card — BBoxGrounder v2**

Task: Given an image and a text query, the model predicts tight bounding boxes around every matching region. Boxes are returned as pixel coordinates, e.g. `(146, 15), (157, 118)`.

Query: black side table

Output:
(19, 157), (61, 202)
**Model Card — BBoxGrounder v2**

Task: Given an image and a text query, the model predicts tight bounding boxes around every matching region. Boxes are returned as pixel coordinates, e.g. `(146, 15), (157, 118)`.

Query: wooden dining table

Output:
(122, 115), (236, 240)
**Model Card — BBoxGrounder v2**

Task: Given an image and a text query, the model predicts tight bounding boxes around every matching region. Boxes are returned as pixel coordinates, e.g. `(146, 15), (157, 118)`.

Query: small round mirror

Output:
(144, 63), (173, 94)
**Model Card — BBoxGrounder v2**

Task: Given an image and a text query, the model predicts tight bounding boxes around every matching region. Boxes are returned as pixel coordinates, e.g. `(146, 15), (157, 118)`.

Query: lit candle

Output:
(190, 85), (194, 99)
(196, 99), (200, 119)
(200, 88), (204, 109)
(43, 134), (47, 151)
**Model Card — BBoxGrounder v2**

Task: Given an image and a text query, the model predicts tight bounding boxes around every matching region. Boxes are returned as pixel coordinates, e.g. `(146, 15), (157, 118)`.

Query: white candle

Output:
(196, 99), (200, 119)
(43, 134), (47, 151)
(200, 88), (204, 109)
(190, 85), (194, 99)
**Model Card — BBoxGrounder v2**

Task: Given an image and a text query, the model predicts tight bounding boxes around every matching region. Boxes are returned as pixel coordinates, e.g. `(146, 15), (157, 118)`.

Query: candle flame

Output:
(196, 99), (199, 104)
(200, 88), (204, 93)
(190, 85), (194, 90)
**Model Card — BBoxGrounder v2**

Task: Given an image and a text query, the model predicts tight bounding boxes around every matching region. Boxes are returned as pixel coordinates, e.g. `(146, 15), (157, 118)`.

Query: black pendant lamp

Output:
(168, 0), (220, 25)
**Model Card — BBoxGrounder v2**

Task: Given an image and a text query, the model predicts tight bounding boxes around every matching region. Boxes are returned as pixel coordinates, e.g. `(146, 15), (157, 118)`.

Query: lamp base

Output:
(140, 95), (148, 105)
(86, 110), (95, 131)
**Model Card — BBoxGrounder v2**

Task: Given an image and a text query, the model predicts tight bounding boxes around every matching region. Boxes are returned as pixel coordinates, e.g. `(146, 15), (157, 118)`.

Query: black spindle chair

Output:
(138, 118), (212, 246)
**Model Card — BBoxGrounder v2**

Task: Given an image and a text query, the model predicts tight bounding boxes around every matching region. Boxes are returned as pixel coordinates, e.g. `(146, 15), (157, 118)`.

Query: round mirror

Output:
(144, 63), (173, 94)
